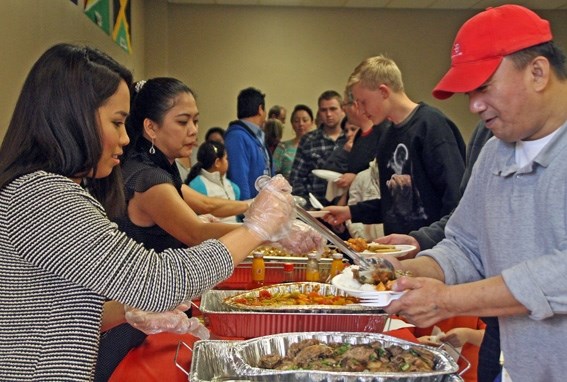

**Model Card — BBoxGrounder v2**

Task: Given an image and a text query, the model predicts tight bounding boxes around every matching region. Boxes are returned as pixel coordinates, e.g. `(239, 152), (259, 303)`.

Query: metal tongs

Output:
(294, 204), (396, 282)
(254, 176), (395, 282)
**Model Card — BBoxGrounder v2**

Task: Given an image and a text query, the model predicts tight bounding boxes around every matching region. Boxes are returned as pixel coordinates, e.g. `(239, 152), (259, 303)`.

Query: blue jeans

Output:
(478, 318), (502, 382)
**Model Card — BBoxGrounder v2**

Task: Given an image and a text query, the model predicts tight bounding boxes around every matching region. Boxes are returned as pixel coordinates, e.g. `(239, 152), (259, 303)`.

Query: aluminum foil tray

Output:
(224, 282), (375, 313)
(189, 332), (461, 382)
(199, 290), (387, 339)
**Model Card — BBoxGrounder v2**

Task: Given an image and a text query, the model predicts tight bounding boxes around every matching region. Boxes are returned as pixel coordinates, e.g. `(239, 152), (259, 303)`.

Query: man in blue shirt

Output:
(225, 87), (272, 199)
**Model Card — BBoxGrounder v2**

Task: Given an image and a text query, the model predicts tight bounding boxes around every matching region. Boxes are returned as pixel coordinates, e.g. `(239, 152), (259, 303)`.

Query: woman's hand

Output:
(124, 305), (210, 339)
(274, 220), (325, 254)
(243, 175), (295, 242)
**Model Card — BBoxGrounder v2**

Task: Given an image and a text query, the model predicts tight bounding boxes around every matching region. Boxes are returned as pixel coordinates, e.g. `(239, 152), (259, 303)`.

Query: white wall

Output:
(158, 4), (567, 142)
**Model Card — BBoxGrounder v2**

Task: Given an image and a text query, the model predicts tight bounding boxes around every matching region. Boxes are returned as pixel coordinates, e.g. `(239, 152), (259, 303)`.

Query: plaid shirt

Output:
(289, 127), (346, 201)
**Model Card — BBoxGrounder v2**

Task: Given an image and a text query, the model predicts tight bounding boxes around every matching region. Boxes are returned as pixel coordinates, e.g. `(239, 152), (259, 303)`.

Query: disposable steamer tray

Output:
(184, 331), (462, 382)
(224, 282), (375, 313)
(199, 287), (387, 339)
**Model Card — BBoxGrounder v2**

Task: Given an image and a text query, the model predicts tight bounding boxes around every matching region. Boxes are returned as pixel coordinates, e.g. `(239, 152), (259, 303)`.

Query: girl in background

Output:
(187, 141), (241, 223)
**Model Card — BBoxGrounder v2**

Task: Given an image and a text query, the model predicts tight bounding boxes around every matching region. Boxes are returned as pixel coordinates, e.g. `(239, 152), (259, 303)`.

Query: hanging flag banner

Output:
(112, 0), (132, 53)
(84, 0), (111, 35)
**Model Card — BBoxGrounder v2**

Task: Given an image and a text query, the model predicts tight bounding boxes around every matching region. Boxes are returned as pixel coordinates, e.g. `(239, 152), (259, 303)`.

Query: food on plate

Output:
(226, 284), (359, 307)
(342, 266), (395, 291)
(252, 245), (336, 259)
(345, 238), (368, 252)
(345, 238), (401, 253)
(367, 242), (401, 253)
(353, 265), (396, 288)
(257, 338), (435, 372)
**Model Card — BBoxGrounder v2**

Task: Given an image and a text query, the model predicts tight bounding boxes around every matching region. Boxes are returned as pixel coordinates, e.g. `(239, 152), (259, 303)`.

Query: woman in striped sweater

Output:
(0, 43), (298, 381)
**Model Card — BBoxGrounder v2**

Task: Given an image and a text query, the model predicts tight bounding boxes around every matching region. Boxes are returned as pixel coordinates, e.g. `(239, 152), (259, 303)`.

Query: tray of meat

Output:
(199, 289), (387, 339)
(183, 331), (462, 381)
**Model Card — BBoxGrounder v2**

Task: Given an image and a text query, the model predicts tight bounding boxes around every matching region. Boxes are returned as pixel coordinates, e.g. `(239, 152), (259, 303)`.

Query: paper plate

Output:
(331, 267), (404, 307)
(361, 244), (417, 258)
(312, 169), (342, 182)
(307, 210), (330, 218)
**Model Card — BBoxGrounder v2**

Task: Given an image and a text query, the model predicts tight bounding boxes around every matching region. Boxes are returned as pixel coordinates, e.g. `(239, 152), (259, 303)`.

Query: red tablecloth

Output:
(109, 328), (418, 381)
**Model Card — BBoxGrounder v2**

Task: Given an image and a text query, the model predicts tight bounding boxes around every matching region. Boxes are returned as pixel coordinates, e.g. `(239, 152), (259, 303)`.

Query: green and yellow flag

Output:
(84, 0), (111, 35)
(112, 0), (132, 53)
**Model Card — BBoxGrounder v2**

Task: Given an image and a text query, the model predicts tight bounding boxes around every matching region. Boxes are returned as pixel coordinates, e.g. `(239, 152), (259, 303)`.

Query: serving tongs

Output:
(254, 175), (395, 283)
(294, 205), (396, 282)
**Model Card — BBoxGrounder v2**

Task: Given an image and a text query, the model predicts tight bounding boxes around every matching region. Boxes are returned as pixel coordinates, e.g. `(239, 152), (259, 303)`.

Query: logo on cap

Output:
(451, 43), (463, 59)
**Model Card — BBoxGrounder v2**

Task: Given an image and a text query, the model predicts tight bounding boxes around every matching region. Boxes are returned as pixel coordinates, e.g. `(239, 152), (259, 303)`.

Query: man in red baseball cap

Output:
(382, 5), (567, 382)
(433, 4), (553, 100)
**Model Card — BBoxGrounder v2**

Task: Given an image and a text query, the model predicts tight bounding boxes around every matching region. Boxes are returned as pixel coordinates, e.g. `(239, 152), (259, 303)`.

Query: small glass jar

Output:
(250, 252), (265, 288)
(282, 263), (295, 283)
(305, 252), (320, 282)
(329, 252), (345, 280)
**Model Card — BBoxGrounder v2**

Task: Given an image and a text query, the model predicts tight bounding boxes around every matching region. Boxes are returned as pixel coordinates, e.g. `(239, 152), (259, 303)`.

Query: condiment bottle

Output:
(249, 252), (265, 288)
(305, 252), (320, 282)
(282, 263), (295, 283)
(329, 252), (345, 280)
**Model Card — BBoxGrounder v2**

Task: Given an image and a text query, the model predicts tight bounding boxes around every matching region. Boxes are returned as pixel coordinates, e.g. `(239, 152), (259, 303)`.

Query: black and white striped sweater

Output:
(0, 171), (233, 381)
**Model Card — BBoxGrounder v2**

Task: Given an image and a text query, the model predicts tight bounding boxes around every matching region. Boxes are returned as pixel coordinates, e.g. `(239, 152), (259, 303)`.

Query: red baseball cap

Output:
(433, 5), (552, 100)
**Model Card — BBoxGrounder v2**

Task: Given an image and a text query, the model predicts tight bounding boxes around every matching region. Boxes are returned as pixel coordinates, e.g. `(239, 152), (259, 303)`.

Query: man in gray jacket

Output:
(384, 5), (567, 382)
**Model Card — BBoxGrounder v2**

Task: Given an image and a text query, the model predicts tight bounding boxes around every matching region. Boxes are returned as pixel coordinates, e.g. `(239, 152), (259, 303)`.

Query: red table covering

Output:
(109, 328), (418, 381)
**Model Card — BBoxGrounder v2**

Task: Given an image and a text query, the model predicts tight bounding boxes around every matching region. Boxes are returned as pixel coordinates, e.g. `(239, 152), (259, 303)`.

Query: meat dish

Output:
(258, 338), (435, 373)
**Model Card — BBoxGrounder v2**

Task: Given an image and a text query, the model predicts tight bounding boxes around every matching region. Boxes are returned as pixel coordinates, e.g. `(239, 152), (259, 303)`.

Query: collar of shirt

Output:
(200, 168), (224, 184)
(241, 119), (265, 141)
(492, 120), (567, 176)
(240, 119), (272, 175)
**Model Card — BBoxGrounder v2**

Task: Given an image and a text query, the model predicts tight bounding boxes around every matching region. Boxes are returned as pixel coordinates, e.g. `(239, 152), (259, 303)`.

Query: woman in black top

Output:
(96, 78), (322, 381)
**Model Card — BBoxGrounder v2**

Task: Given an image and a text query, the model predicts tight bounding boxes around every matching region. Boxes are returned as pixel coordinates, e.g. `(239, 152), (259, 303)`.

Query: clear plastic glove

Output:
(198, 214), (220, 223)
(124, 305), (210, 339)
(243, 175), (295, 242)
(274, 220), (325, 254)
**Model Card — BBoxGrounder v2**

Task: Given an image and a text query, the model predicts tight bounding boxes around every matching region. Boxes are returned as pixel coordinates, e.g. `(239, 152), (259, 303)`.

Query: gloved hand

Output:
(124, 305), (210, 339)
(274, 220), (325, 254)
(243, 175), (295, 242)
(198, 214), (220, 223)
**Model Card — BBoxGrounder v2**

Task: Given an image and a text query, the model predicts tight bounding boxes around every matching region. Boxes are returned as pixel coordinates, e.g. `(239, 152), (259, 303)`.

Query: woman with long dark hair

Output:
(0, 44), (300, 381)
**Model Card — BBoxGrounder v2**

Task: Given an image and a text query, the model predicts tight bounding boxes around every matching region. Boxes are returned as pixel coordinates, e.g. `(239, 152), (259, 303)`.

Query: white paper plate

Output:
(311, 169), (342, 182)
(360, 244), (417, 258)
(307, 210), (330, 218)
(331, 267), (404, 307)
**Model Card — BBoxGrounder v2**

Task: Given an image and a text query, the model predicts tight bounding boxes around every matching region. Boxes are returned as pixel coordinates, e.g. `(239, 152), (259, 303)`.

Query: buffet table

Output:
(109, 326), (419, 382)
(108, 255), (472, 381)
